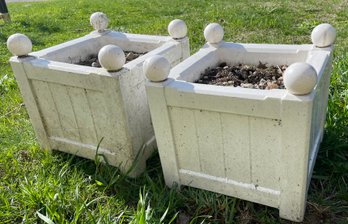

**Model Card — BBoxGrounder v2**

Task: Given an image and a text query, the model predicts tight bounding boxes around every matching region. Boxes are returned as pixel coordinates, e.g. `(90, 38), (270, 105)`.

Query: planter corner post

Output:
(144, 55), (180, 187)
(7, 33), (51, 151)
(168, 19), (190, 59)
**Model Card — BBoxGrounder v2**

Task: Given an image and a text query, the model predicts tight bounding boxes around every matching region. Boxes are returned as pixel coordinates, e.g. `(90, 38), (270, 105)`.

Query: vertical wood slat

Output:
(31, 80), (63, 138)
(250, 117), (281, 190)
(194, 110), (225, 177)
(49, 83), (81, 142)
(169, 107), (201, 172)
(99, 77), (130, 156)
(85, 89), (117, 150)
(221, 113), (251, 183)
(67, 87), (98, 146)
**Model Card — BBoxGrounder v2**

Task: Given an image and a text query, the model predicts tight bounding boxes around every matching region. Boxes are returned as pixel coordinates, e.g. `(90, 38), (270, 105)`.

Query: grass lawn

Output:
(0, 0), (347, 223)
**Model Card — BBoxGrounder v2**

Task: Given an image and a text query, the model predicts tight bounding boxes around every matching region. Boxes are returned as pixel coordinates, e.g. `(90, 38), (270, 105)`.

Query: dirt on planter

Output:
(76, 51), (146, 67)
(194, 62), (288, 90)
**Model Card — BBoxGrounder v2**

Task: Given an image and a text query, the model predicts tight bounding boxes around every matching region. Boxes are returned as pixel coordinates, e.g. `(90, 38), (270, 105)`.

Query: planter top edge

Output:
(165, 79), (315, 103)
(21, 57), (123, 78)
(31, 31), (174, 58)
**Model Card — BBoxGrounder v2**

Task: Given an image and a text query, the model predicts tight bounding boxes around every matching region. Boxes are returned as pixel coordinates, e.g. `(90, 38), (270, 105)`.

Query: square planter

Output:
(145, 23), (335, 221)
(7, 13), (189, 177)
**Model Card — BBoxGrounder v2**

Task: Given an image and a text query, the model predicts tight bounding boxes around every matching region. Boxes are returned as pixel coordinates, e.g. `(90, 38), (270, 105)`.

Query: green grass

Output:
(0, 0), (347, 223)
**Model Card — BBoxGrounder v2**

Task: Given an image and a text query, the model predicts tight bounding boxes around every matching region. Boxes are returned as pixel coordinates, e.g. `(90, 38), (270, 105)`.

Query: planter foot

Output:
(279, 206), (305, 223)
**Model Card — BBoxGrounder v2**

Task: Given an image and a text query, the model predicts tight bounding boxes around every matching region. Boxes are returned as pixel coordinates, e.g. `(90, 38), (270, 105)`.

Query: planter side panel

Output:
(21, 62), (132, 162)
(168, 105), (282, 194)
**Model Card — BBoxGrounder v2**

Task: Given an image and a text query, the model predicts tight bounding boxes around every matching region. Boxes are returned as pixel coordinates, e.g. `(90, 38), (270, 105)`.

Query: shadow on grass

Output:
(50, 140), (347, 224)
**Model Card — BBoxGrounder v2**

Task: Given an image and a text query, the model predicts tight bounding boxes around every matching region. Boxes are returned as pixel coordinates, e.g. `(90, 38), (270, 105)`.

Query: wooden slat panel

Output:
(221, 113), (251, 183)
(49, 83), (81, 142)
(250, 117), (281, 190)
(31, 80), (63, 138)
(169, 107), (201, 172)
(85, 89), (113, 148)
(85, 87), (129, 156)
(67, 87), (98, 146)
(194, 110), (225, 177)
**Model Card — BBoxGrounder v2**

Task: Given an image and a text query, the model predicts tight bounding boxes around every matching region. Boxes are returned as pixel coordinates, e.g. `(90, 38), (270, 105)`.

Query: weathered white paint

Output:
(146, 23), (335, 222)
(283, 62), (317, 95)
(8, 22), (190, 177)
(143, 55), (170, 82)
(311, 23), (336, 48)
(168, 19), (187, 39)
(90, 12), (109, 32)
(204, 23), (224, 44)
(98, 44), (125, 71)
(7, 33), (32, 56)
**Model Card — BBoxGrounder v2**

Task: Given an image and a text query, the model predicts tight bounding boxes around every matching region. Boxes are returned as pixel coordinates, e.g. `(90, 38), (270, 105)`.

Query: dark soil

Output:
(194, 62), (288, 90)
(76, 51), (146, 67)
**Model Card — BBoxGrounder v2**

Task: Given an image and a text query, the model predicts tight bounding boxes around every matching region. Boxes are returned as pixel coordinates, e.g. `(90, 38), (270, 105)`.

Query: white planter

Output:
(7, 14), (189, 177)
(145, 23), (335, 221)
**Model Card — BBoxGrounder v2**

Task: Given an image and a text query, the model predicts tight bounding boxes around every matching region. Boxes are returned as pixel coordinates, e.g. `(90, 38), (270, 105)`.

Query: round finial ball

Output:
(7, 33), (32, 56)
(143, 55), (170, 82)
(204, 23), (224, 44)
(98, 45), (125, 71)
(283, 62), (317, 95)
(90, 12), (109, 32)
(311, 23), (336, 47)
(168, 19), (187, 39)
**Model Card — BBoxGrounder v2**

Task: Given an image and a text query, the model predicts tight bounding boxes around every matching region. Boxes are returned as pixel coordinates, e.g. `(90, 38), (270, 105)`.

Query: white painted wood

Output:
(221, 113), (251, 183)
(194, 110), (225, 177)
(165, 84), (282, 119)
(49, 82), (81, 142)
(250, 117), (281, 190)
(146, 80), (180, 187)
(66, 86), (98, 145)
(311, 23), (336, 48)
(24, 59), (105, 91)
(30, 80), (63, 138)
(98, 45), (125, 71)
(279, 94), (313, 222)
(9, 58), (51, 150)
(9, 29), (190, 177)
(169, 107), (201, 172)
(204, 23), (224, 44)
(90, 12), (109, 32)
(146, 32), (334, 222)
(179, 169), (280, 208)
(7, 33), (32, 56)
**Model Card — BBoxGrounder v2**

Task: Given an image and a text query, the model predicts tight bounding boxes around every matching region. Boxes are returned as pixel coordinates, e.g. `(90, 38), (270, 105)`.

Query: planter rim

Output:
(30, 31), (173, 58)
(163, 41), (332, 101)
(9, 35), (180, 78)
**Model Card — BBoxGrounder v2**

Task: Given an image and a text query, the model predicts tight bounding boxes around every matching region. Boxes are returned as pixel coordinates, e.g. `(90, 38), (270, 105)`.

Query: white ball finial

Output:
(168, 19), (187, 39)
(7, 33), (32, 56)
(204, 23), (224, 44)
(90, 12), (109, 32)
(98, 45), (125, 71)
(311, 23), (336, 47)
(283, 62), (317, 95)
(143, 55), (170, 82)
